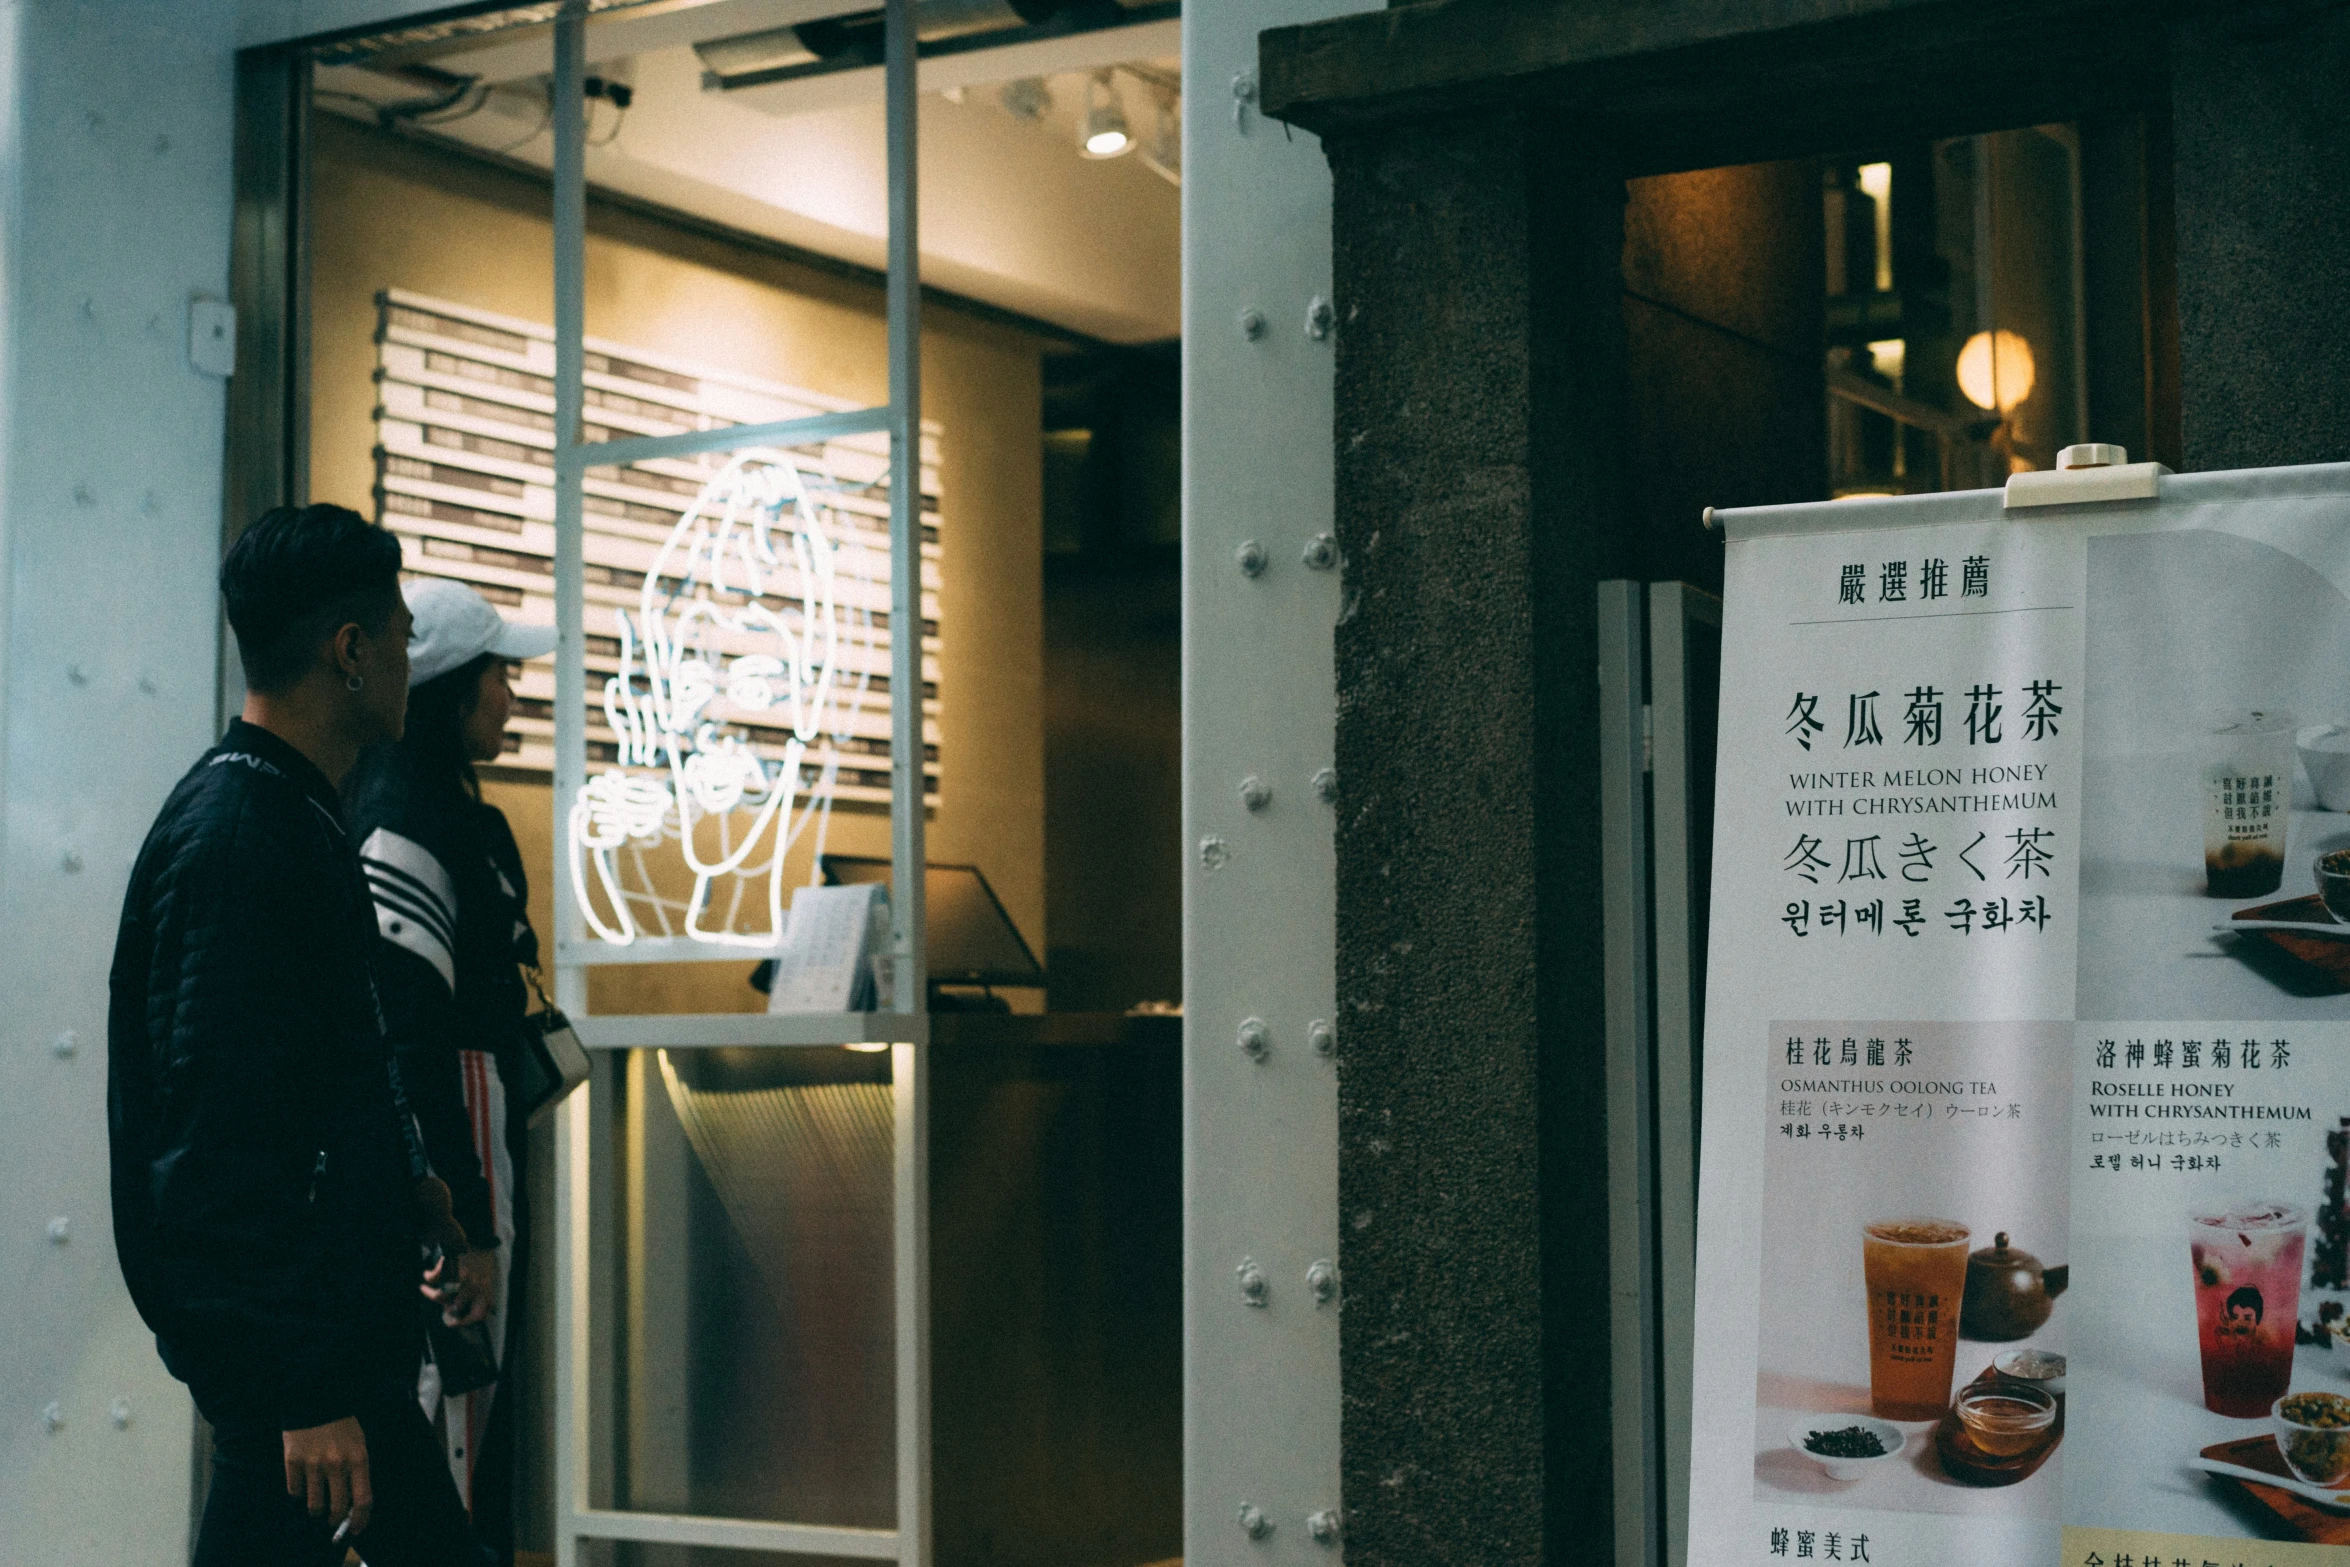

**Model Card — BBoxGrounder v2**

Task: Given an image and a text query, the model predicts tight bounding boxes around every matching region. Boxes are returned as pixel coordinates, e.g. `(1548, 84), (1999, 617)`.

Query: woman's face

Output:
(464, 659), (515, 763)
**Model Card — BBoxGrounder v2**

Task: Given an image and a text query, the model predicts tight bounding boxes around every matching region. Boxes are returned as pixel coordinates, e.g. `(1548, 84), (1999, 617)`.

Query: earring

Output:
(347, 674), (365, 692)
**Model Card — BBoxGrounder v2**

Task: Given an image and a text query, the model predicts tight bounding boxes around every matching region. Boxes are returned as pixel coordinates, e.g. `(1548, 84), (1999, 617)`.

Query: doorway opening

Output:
(1604, 111), (2173, 1567)
(1621, 115), (2177, 596)
(237, 4), (1186, 1563)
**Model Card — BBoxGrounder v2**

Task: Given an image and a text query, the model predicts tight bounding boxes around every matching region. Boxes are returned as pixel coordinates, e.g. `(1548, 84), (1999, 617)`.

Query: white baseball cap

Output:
(403, 577), (558, 687)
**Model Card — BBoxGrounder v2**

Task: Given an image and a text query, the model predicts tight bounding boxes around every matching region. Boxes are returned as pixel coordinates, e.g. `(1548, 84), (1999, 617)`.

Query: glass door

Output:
(535, 4), (934, 1562)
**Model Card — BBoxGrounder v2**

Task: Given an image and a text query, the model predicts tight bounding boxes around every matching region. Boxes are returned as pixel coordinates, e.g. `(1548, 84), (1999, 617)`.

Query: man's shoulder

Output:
(142, 745), (320, 880)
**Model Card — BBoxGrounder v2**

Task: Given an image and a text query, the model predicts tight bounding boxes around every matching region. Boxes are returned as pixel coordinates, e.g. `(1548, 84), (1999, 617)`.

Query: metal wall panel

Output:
(1182, 0), (1374, 1558)
(0, 2), (245, 1561)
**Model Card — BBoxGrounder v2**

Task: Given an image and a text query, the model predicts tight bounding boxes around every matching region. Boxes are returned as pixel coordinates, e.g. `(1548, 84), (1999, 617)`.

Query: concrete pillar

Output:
(1326, 112), (1630, 1564)
(2171, 3), (2350, 470)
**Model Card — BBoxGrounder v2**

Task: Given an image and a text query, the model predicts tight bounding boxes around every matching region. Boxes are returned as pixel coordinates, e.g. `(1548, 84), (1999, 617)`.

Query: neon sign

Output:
(567, 448), (885, 947)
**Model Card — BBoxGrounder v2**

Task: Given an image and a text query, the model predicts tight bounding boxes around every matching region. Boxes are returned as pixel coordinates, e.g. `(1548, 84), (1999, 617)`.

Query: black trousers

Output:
(195, 1384), (484, 1567)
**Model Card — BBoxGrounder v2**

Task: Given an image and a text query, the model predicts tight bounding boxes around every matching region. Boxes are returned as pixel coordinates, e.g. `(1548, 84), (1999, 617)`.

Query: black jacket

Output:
(343, 743), (538, 1253)
(108, 720), (421, 1432)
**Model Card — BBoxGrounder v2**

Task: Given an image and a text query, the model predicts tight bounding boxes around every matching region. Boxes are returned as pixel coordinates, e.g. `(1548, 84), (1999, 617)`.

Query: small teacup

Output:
(2316, 849), (2350, 923)
(2300, 725), (2350, 811)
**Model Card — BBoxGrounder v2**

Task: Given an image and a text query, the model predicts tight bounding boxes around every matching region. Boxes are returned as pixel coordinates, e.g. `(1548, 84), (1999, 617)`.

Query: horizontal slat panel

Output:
(374, 289), (944, 797)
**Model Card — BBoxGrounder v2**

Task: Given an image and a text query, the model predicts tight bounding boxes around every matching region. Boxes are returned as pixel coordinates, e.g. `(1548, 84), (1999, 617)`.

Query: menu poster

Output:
(1689, 467), (2350, 1567)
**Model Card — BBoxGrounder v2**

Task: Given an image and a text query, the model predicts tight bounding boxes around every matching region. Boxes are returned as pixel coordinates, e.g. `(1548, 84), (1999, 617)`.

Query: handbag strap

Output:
(523, 962), (559, 1018)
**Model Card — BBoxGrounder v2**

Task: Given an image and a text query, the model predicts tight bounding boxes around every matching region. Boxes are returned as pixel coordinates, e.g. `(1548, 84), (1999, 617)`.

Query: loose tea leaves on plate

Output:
(1804, 1426), (1890, 1459)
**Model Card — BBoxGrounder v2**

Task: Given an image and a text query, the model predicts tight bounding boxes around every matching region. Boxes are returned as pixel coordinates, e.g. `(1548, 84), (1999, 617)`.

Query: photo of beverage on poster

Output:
(2063, 1021), (2350, 1550)
(1753, 1020), (2072, 1518)
(2078, 528), (2350, 1024)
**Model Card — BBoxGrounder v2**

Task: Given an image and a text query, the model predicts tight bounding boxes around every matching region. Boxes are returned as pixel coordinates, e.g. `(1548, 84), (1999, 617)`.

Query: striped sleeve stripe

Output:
(361, 827), (458, 992)
(372, 892), (456, 990)
(360, 828), (456, 916)
(367, 870), (459, 957)
(365, 855), (457, 934)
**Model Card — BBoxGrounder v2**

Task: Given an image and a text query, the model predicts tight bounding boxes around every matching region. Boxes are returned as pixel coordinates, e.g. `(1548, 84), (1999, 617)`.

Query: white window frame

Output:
(538, 3), (932, 1562)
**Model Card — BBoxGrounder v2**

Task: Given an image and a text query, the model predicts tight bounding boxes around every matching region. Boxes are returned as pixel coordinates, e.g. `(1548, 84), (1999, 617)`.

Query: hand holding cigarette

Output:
(283, 1416), (372, 1541)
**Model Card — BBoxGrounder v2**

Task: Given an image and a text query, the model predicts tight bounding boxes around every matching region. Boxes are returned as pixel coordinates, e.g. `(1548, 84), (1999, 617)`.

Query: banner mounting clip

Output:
(2005, 443), (2169, 510)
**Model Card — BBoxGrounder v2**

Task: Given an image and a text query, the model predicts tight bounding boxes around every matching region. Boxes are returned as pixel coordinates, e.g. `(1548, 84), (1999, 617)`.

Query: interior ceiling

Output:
(316, 0), (1181, 343)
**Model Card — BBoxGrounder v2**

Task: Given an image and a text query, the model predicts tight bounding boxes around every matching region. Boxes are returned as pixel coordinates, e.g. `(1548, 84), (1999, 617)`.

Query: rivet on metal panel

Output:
(108, 1398), (131, 1430)
(60, 849), (83, 874)
(1239, 775), (1271, 812)
(1306, 1259), (1339, 1305)
(42, 1402), (62, 1434)
(52, 1030), (78, 1059)
(1238, 307), (1266, 341)
(1237, 1502), (1273, 1540)
(1199, 836), (1231, 870)
(1307, 1509), (1341, 1545)
(47, 1217), (69, 1245)
(1308, 1019), (1335, 1058)
(1234, 539), (1267, 577)
(1237, 1017), (1269, 1061)
(1305, 296), (1334, 341)
(1301, 533), (1339, 571)
(1312, 767), (1337, 803)
(1230, 71), (1257, 131)
(1235, 1256), (1269, 1307)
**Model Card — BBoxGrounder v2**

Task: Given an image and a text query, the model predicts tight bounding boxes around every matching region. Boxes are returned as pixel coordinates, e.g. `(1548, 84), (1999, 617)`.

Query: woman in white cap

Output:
(343, 577), (555, 1564)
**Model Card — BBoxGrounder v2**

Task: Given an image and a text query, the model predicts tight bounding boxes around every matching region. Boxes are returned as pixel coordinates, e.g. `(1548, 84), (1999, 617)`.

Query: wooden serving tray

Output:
(1933, 1364), (2063, 1486)
(2228, 895), (2350, 992)
(2198, 1434), (2350, 1545)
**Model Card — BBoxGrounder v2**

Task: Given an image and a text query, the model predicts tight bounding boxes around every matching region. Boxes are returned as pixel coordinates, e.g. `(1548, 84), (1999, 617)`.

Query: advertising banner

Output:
(1691, 464), (2350, 1567)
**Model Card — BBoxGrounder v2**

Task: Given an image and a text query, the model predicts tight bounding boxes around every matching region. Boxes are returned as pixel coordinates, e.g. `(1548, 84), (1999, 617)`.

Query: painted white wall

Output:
(1181, 0), (1372, 1559)
(0, 1), (248, 1561)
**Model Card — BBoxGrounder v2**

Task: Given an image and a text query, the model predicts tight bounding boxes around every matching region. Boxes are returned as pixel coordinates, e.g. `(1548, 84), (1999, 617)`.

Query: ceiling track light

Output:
(1079, 70), (1131, 160)
(999, 75), (1051, 122)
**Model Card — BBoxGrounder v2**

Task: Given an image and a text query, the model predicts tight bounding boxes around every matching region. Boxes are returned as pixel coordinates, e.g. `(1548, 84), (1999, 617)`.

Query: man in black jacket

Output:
(109, 504), (481, 1564)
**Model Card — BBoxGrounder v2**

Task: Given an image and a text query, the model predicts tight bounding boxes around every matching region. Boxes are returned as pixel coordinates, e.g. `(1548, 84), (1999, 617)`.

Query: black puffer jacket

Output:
(343, 743), (538, 1254)
(107, 720), (421, 1432)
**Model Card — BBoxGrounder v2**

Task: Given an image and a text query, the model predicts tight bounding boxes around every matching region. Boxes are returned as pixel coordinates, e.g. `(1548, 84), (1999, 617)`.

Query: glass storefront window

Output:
(1825, 127), (2086, 497)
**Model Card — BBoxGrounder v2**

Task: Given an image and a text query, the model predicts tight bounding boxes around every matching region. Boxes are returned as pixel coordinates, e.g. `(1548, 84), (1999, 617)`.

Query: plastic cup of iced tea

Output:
(1863, 1218), (1972, 1420)
(2190, 1202), (2306, 1417)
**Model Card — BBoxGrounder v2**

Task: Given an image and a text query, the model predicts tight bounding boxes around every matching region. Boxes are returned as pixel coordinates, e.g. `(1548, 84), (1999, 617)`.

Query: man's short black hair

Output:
(221, 504), (404, 695)
(2227, 1285), (2264, 1323)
